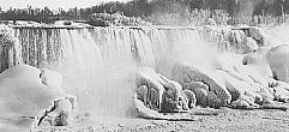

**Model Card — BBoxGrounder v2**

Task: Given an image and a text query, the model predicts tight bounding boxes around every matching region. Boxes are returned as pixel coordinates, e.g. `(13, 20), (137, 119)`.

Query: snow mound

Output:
(0, 64), (70, 131)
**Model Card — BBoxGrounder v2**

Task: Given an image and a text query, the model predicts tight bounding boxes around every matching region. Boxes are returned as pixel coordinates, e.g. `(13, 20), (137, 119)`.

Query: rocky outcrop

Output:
(217, 69), (270, 108)
(242, 45), (289, 104)
(136, 67), (166, 110)
(33, 96), (76, 127)
(170, 59), (289, 110)
(0, 64), (76, 130)
(134, 94), (197, 121)
(267, 80), (289, 103)
(134, 68), (223, 120)
(134, 52), (289, 120)
(135, 67), (189, 112)
(171, 63), (231, 108)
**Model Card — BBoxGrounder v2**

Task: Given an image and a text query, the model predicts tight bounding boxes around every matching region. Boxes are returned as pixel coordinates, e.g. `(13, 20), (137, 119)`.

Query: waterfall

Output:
(3, 26), (253, 117)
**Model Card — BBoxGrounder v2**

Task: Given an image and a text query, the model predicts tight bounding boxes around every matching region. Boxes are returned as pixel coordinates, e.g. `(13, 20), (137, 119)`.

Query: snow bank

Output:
(0, 64), (70, 131)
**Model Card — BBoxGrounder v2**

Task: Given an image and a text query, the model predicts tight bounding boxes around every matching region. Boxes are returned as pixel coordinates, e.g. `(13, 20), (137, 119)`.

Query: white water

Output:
(263, 24), (289, 47)
(11, 26), (247, 118)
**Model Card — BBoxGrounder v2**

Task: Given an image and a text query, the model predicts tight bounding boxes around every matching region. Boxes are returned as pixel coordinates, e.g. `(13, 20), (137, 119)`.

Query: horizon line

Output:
(0, 0), (132, 11)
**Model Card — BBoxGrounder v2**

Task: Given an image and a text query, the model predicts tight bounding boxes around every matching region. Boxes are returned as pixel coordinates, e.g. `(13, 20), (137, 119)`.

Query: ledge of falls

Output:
(6, 24), (267, 68)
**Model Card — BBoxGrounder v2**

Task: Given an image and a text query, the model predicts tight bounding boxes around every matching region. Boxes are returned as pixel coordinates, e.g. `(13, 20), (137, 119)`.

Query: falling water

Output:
(7, 26), (254, 118)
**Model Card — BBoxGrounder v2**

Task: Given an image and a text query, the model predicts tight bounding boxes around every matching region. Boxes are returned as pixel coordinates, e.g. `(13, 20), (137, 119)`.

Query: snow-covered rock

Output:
(267, 44), (289, 83)
(0, 64), (75, 131)
(40, 68), (63, 90)
(171, 63), (231, 108)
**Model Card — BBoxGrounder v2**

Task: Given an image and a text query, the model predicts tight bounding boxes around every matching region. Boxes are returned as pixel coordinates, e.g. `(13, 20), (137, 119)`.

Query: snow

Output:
(0, 64), (67, 131)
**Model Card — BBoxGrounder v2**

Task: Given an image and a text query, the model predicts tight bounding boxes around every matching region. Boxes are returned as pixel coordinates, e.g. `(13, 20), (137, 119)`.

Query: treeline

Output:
(0, 0), (289, 24)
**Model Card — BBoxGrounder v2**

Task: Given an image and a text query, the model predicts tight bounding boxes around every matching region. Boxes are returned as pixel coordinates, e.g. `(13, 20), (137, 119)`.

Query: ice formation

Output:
(1, 24), (289, 128)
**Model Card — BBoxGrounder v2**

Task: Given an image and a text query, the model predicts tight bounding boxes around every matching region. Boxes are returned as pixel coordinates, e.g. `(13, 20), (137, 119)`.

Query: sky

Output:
(0, 0), (132, 11)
